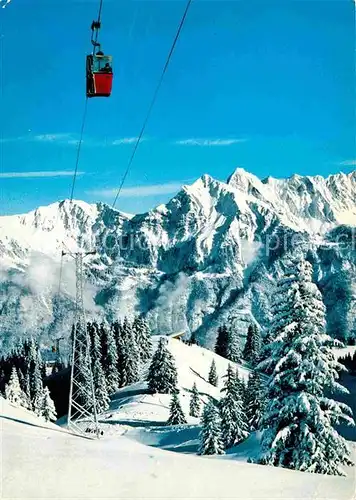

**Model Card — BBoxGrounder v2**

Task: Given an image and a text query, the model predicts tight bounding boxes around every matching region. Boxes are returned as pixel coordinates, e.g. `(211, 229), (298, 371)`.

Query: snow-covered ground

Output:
(2, 397), (355, 499)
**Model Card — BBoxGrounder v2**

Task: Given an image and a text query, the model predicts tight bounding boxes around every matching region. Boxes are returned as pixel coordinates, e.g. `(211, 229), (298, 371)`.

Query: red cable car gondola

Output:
(86, 20), (113, 98)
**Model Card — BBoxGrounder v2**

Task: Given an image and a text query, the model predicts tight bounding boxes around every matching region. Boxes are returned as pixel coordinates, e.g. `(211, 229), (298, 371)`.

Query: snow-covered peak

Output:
(1, 169), (355, 271)
(0, 167), (355, 351)
(225, 168), (356, 230)
(21, 199), (98, 230)
(227, 167), (261, 191)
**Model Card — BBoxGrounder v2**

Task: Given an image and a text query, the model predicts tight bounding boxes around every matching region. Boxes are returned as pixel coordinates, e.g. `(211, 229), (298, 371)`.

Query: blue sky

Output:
(0, 0), (355, 215)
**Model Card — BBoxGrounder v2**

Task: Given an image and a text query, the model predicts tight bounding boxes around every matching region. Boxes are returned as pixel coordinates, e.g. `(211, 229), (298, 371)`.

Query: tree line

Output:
(67, 316), (153, 414)
(1, 316), (153, 420)
(0, 338), (56, 421)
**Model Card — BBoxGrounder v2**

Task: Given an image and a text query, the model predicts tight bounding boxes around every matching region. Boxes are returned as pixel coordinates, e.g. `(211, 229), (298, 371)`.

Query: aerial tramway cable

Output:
(59, 0), (192, 292)
(58, 0), (104, 296)
(70, 0), (104, 201)
(112, 0), (193, 208)
(69, 98), (89, 202)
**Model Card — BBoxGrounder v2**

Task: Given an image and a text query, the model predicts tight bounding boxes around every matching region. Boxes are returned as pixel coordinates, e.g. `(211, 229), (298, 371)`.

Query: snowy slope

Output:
(0, 168), (355, 350)
(2, 395), (355, 499)
(99, 337), (254, 426)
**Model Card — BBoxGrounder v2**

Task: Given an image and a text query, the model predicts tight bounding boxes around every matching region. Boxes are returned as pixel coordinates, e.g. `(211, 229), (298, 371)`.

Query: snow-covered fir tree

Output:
(147, 338), (178, 394)
(219, 364), (249, 449)
(189, 382), (201, 417)
(93, 359), (110, 414)
(112, 320), (123, 381)
(40, 386), (57, 422)
(16, 368), (31, 410)
(88, 321), (109, 412)
(226, 328), (242, 363)
(243, 323), (261, 366)
(100, 322), (118, 393)
(133, 317), (152, 362)
(245, 370), (265, 432)
(235, 369), (248, 410)
(4, 367), (27, 407)
(199, 399), (224, 456)
(27, 338), (44, 413)
(88, 322), (101, 366)
(167, 390), (187, 425)
(208, 359), (218, 386)
(257, 258), (355, 476)
(90, 323), (110, 413)
(21, 372), (32, 410)
(117, 318), (140, 387)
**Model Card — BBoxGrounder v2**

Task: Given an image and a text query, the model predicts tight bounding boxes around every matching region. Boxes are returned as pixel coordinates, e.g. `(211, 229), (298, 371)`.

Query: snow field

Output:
(2, 396), (355, 499)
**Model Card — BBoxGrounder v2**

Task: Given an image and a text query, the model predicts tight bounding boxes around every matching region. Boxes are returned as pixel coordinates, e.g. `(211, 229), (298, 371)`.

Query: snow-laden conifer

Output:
(27, 338), (44, 413)
(189, 382), (201, 417)
(16, 367), (31, 410)
(93, 359), (110, 414)
(235, 369), (248, 408)
(133, 317), (152, 362)
(89, 321), (110, 412)
(23, 372), (32, 409)
(199, 399), (224, 455)
(226, 328), (242, 363)
(257, 259), (355, 476)
(245, 370), (265, 431)
(208, 359), (218, 386)
(243, 323), (261, 366)
(118, 318), (140, 387)
(88, 322), (101, 366)
(167, 390), (187, 425)
(4, 367), (27, 407)
(147, 338), (177, 394)
(219, 364), (249, 448)
(40, 386), (57, 422)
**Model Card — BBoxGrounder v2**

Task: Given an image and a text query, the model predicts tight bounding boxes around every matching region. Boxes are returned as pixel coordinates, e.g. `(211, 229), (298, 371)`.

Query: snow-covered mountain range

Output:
(1, 168), (355, 351)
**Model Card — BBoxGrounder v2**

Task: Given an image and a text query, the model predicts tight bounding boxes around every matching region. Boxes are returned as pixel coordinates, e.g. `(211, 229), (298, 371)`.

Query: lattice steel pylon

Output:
(63, 250), (100, 438)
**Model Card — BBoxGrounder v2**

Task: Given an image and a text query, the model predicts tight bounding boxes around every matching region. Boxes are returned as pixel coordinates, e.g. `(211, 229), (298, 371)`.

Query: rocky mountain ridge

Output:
(0, 168), (355, 351)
